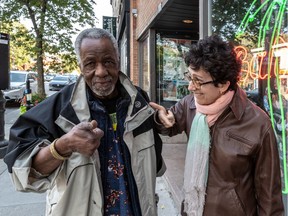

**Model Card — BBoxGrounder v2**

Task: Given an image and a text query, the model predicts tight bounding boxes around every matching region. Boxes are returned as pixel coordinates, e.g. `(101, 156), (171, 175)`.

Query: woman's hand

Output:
(149, 102), (175, 128)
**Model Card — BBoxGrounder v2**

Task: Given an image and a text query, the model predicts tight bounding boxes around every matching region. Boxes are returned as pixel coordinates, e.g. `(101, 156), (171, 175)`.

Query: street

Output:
(0, 82), (179, 216)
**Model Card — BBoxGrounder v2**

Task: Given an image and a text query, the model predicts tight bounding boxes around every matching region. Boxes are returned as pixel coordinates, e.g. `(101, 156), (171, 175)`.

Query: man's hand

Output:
(149, 102), (175, 128)
(57, 120), (104, 157)
(32, 120), (104, 174)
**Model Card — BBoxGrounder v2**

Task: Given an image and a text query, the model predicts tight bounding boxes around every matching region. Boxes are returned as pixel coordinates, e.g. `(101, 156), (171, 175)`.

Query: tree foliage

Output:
(0, 0), (97, 97)
(0, 21), (36, 70)
(212, 0), (261, 45)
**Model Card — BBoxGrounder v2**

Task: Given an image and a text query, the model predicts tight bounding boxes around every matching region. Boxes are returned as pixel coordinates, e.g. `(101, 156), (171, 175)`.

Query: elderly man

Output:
(4, 28), (165, 216)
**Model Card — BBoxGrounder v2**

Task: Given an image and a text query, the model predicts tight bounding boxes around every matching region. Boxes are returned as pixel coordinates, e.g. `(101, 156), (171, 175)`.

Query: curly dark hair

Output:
(184, 35), (242, 91)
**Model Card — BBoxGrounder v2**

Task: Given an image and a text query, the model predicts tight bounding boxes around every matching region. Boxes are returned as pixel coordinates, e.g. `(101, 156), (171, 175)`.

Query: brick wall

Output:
(130, 0), (139, 84)
(136, 0), (161, 37)
(129, 0), (169, 85)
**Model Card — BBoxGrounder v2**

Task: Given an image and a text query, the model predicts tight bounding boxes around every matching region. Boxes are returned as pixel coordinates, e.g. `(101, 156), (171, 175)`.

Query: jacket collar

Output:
(229, 86), (247, 120)
(68, 71), (152, 121)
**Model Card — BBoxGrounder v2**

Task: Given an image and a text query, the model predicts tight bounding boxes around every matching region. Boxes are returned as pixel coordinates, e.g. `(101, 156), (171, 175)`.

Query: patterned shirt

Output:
(87, 86), (142, 216)
(102, 111), (133, 215)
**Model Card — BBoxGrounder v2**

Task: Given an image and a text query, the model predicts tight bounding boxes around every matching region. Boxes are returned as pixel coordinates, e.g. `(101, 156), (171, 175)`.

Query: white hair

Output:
(74, 28), (119, 64)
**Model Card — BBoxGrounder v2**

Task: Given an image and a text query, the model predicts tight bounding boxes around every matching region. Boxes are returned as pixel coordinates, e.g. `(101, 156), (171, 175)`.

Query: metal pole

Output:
(25, 79), (33, 111)
(0, 90), (9, 159)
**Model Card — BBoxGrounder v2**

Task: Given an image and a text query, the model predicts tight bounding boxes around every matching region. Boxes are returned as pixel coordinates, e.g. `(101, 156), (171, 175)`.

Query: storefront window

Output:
(120, 29), (127, 75)
(140, 37), (150, 97)
(156, 34), (191, 107)
(211, 0), (288, 198)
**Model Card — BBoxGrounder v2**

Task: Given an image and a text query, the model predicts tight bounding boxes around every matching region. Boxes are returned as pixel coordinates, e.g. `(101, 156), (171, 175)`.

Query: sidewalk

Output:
(161, 134), (187, 210)
(0, 108), (184, 215)
(0, 159), (46, 216)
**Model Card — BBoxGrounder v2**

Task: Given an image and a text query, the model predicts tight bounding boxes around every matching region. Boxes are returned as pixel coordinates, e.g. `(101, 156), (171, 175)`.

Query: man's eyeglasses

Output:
(184, 72), (215, 89)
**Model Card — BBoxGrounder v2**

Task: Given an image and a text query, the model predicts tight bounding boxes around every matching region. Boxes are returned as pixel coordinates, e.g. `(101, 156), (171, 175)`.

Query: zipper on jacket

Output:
(226, 130), (255, 147)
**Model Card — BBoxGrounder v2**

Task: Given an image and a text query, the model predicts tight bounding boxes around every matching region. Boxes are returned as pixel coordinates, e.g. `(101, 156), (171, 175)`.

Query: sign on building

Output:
(103, 16), (116, 38)
(0, 33), (10, 90)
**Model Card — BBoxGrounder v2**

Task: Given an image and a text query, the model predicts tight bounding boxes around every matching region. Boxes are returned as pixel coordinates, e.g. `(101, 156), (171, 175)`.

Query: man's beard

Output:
(92, 85), (115, 98)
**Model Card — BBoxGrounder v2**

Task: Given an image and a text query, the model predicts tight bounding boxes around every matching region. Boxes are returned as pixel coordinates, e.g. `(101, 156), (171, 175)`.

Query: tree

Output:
(0, 21), (36, 70)
(44, 52), (79, 74)
(0, 0), (97, 97)
(212, 0), (261, 44)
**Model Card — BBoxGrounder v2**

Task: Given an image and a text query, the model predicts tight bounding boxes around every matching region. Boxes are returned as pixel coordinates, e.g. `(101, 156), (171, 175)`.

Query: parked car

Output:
(3, 71), (38, 101)
(69, 74), (79, 83)
(49, 75), (73, 91)
(44, 73), (55, 82)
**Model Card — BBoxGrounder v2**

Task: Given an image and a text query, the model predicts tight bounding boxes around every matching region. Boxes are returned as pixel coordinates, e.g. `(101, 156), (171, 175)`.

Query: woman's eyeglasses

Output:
(184, 72), (215, 89)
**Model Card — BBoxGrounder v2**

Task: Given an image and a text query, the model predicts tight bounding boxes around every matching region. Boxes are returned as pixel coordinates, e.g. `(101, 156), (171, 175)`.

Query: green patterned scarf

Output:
(183, 112), (210, 216)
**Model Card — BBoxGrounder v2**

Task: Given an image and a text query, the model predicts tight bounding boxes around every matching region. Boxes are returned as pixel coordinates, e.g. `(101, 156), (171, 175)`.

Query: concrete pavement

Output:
(0, 106), (183, 215)
(0, 159), (46, 216)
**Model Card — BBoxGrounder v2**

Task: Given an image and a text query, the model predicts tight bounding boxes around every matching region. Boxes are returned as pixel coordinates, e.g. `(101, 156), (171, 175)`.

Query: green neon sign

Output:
(237, 0), (288, 194)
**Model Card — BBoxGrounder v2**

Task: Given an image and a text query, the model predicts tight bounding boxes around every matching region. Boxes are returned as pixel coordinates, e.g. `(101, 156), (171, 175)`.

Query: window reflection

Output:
(156, 34), (192, 107)
(212, 0), (288, 194)
(140, 38), (150, 97)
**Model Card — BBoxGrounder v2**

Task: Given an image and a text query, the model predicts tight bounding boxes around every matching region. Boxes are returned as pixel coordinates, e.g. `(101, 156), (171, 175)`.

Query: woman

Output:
(150, 35), (284, 215)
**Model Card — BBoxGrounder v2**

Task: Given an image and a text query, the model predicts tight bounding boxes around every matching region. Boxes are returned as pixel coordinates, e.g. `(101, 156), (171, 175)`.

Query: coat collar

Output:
(67, 71), (153, 123)
(229, 86), (247, 120)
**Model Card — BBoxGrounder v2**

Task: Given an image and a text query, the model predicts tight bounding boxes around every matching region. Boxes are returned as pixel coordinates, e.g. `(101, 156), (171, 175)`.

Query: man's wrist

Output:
(50, 139), (72, 160)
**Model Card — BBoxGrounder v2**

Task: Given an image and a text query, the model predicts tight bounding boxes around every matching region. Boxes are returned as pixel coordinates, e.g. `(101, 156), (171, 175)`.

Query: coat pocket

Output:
(135, 130), (155, 151)
(205, 186), (246, 216)
(225, 129), (256, 157)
